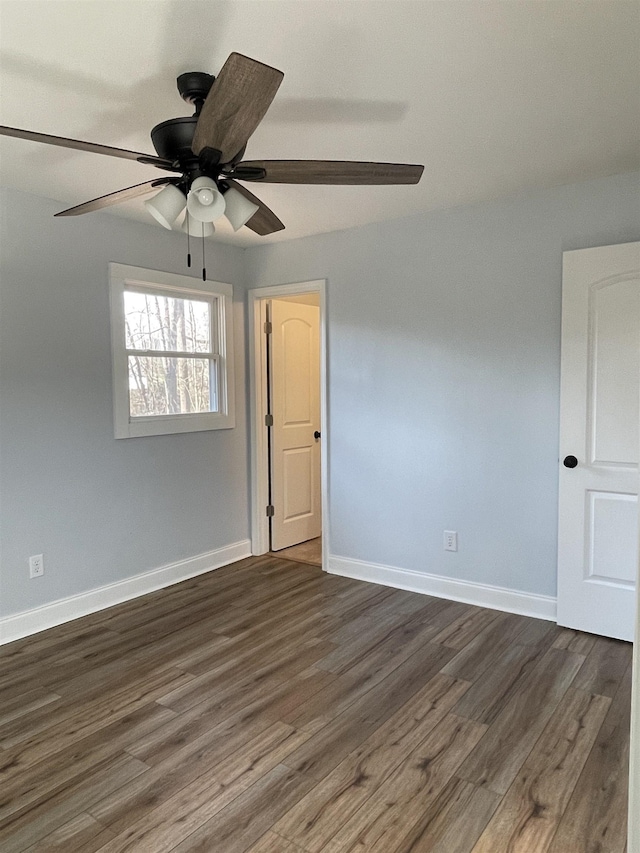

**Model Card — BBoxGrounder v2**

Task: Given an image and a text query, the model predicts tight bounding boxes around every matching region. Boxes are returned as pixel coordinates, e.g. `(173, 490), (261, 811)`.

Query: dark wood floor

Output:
(0, 555), (632, 853)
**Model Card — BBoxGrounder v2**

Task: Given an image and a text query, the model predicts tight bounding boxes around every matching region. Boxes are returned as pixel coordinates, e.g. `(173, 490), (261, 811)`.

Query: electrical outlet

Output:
(444, 531), (458, 552)
(29, 554), (44, 578)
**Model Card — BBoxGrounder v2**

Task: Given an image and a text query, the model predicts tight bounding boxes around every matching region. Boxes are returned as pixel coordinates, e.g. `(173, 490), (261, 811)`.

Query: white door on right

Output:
(557, 241), (640, 641)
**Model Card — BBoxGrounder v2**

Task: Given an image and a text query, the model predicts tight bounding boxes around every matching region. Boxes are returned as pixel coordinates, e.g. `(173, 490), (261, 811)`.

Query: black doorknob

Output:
(314, 430), (321, 440)
(563, 455), (578, 468)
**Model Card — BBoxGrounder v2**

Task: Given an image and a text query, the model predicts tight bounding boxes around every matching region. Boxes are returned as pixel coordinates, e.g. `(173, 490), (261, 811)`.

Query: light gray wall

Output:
(244, 172), (640, 597)
(0, 187), (248, 617)
(2, 173), (638, 618)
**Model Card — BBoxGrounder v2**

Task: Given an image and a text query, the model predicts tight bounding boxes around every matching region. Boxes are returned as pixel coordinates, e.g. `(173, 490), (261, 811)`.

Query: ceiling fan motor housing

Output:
(150, 116), (199, 166)
(151, 73), (223, 178)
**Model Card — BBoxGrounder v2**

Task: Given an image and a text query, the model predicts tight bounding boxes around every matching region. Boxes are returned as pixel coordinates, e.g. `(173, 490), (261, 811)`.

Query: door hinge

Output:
(264, 321), (272, 335)
(266, 505), (275, 517)
(265, 413), (273, 427)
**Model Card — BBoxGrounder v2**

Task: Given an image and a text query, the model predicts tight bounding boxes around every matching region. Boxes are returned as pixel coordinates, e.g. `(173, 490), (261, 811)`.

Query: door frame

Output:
(248, 279), (329, 570)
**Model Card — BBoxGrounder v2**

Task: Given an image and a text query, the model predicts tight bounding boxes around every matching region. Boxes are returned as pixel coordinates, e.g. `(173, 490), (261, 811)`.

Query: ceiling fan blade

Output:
(192, 53), (284, 165)
(0, 125), (176, 169)
(233, 160), (424, 185)
(224, 179), (284, 235)
(54, 179), (175, 217)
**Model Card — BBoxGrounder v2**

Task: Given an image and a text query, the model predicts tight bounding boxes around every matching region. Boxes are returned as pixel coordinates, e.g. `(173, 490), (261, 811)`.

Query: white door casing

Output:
(557, 241), (640, 642)
(269, 298), (322, 551)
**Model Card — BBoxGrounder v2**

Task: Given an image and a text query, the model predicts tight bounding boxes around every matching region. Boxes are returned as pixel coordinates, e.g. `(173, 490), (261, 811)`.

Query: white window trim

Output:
(109, 263), (235, 438)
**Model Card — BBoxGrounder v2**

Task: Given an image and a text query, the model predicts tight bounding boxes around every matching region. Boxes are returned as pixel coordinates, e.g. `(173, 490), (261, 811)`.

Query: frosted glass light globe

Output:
(144, 184), (186, 230)
(187, 177), (226, 223)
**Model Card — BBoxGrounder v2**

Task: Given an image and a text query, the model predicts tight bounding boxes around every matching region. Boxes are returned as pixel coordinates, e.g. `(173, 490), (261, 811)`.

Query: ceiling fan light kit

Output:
(0, 51), (424, 246)
(143, 183), (187, 230)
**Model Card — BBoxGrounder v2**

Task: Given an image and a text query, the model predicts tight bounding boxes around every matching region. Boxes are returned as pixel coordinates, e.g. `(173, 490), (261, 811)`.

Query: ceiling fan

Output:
(0, 52), (424, 238)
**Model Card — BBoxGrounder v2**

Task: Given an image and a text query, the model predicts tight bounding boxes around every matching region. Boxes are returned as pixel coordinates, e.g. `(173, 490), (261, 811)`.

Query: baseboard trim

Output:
(0, 539), (252, 645)
(328, 555), (557, 622)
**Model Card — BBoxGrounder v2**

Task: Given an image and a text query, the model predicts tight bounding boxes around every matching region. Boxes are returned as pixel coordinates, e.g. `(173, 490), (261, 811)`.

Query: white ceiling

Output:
(1, 0), (638, 246)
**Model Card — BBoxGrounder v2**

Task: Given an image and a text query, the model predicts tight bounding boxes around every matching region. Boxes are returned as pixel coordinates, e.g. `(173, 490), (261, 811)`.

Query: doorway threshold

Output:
(270, 537), (322, 567)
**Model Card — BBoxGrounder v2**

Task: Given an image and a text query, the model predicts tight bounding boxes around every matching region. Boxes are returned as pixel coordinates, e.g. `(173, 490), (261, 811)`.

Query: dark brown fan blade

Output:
(192, 53), (283, 165)
(54, 179), (175, 217)
(234, 160), (424, 185)
(0, 125), (176, 169)
(224, 179), (284, 235)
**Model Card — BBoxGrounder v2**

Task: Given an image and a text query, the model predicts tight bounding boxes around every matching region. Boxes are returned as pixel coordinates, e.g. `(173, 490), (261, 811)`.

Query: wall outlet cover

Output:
(29, 554), (44, 578)
(444, 531), (458, 552)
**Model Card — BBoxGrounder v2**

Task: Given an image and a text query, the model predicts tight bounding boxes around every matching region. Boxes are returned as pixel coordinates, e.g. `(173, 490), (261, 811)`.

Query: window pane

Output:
(128, 356), (217, 416)
(124, 290), (212, 353)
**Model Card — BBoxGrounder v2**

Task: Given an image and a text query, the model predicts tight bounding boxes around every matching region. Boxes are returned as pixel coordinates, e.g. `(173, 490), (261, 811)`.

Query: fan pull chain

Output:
(186, 210), (192, 268)
(202, 223), (207, 281)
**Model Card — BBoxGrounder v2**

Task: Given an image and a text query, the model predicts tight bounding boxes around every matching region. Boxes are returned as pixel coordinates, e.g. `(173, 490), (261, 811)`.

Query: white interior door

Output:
(557, 242), (640, 641)
(269, 298), (321, 551)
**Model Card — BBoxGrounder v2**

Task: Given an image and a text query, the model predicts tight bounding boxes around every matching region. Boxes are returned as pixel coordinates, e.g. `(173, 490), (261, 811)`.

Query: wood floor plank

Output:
(452, 642), (547, 725)
(0, 667), (190, 779)
(547, 664), (632, 853)
(571, 636), (633, 698)
(319, 713), (488, 853)
(0, 556), (629, 853)
(22, 812), (115, 853)
(37, 626), (227, 704)
(283, 671), (468, 780)
(456, 647), (585, 794)
(327, 594), (458, 647)
(552, 628), (597, 656)
(170, 616), (308, 677)
(431, 606), (500, 650)
(260, 666), (339, 723)
(287, 639), (455, 734)
(170, 765), (316, 853)
(135, 663), (332, 755)
(275, 710), (486, 853)
(245, 831), (306, 852)
(157, 639), (334, 715)
(392, 776), (500, 853)
(89, 720), (311, 835)
(0, 656), (183, 747)
(0, 690), (62, 728)
(98, 763), (315, 853)
(124, 696), (275, 767)
(0, 702), (175, 823)
(513, 618), (559, 648)
(176, 619), (330, 681)
(471, 688), (611, 853)
(0, 626), (120, 676)
(0, 754), (148, 853)
(440, 612), (533, 682)
(318, 598), (465, 674)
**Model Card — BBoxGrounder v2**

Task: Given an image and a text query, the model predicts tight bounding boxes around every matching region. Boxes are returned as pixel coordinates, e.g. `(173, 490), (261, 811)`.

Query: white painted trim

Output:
(108, 263), (235, 438)
(629, 444), (640, 853)
(328, 555), (557, 622)
(247, 280), (329, 574)
(0, 539), (251, 646)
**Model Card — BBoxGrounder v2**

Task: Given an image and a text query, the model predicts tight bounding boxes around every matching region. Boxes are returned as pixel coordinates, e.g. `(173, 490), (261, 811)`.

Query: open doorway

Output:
(267, 293), (321, 563)
(248, 280), (328, 571)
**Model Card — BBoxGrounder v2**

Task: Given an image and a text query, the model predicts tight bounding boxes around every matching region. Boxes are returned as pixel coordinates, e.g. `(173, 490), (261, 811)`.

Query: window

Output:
(109, 264), (235, 437)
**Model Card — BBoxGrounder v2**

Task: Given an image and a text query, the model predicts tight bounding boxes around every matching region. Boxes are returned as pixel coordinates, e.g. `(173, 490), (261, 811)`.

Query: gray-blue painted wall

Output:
(243, 171), (640, 597)
(0, 188), (248, 617)
(1, 173), (638, 618)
